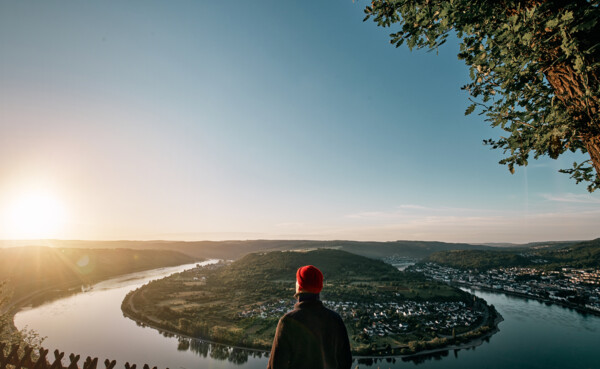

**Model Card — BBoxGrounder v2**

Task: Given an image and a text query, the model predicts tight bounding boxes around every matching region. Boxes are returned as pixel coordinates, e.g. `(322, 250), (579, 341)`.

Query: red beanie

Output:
(296, 265), (323, 294)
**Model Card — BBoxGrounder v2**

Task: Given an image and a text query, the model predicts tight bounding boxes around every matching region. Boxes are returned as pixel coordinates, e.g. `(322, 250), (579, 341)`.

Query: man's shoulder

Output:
(323, 305), (345, 322)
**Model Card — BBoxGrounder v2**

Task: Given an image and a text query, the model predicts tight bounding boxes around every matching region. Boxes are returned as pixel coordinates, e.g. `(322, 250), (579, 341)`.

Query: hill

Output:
(478, 240), (580, 249)
(424, 238), (600, 270)
(0, 247), (199, 303)
(122, 249), (499, 356)
(209, 248), (403, 287)
(541, 238), (600, 268)
(1, 239), (497, 260)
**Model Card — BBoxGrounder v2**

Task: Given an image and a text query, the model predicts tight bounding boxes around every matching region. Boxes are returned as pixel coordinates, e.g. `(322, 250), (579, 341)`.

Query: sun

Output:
(5, 191), (67, 239)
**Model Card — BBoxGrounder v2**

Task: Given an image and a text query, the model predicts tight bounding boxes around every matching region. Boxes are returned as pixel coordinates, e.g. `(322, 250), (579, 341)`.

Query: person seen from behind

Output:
(267, 265), (352, 369)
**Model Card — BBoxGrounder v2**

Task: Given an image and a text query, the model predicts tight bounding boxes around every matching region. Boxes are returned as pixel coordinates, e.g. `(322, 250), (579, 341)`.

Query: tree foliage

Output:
(364, 0), (600, 191)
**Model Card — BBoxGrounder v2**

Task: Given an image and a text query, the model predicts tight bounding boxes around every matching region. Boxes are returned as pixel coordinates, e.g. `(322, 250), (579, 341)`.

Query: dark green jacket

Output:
(267, 300), (352, 369)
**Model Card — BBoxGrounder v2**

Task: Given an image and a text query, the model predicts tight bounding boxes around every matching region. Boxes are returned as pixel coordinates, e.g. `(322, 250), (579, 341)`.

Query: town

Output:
(410, 263), (600, 314)
(239, 297), (486, 339)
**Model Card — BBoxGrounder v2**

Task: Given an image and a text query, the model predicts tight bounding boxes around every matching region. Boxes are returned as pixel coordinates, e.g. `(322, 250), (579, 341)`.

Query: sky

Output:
(1, 1), (599, 244)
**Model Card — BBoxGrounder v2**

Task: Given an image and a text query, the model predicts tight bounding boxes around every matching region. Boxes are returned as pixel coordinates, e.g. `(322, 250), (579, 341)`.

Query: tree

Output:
(0, 281), (10, 340)
(364, 0), (600, 191)
(0, 281), (43, 347)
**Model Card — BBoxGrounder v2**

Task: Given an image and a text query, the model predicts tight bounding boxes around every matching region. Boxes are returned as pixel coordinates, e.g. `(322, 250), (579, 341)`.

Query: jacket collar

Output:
(296, 292), (320, 302)
(295, 299), (323, 309)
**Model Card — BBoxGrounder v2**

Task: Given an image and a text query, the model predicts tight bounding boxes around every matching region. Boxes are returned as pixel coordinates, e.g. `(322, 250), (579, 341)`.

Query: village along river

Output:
(14, 263), (600, 369)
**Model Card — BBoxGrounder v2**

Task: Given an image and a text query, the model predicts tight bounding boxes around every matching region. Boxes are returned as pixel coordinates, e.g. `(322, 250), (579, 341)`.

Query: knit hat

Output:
(296, 265), (323, 294)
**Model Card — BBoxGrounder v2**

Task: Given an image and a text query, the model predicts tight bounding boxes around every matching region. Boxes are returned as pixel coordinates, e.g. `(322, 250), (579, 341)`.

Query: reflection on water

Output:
(356, 351), (453, 368)
(467, 289), (599, 333)
(166, 327), (493, 368)
(172, 336), (268, 366)
(354, 334), (492, 368)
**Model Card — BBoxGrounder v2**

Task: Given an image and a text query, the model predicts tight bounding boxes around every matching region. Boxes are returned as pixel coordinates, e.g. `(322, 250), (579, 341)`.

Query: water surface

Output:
(15, 267), (600, 369)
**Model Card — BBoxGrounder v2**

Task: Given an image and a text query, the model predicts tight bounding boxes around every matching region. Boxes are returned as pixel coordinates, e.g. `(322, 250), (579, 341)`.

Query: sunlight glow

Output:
(5, 191), (67, 239)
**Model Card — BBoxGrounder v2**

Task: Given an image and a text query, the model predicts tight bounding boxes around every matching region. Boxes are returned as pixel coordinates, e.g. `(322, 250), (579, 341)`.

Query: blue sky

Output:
(1, 0), (599, 243)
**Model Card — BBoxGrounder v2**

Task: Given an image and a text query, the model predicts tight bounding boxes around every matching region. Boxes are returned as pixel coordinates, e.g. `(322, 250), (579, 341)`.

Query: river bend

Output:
(14, 264), (600, 369)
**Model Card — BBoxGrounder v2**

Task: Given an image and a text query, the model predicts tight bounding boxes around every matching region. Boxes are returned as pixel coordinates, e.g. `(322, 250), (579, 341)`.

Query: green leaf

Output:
(545, 18), (560, 29)
(465, 103), (477, 115)
(561, 11), (574, 22)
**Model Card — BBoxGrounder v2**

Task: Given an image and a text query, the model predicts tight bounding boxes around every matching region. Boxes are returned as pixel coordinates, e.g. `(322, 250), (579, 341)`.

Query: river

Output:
(14, 264), (600, 369)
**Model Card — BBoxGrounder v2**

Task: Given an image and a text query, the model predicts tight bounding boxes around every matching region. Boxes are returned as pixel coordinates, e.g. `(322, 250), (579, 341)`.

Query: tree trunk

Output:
(545, 63), (600, 176)
(583, 133), (600, 177)
(544, 63), (599, 123)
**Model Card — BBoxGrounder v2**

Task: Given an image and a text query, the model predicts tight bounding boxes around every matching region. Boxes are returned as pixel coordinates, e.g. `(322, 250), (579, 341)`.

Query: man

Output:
(267, 265), (352, 369)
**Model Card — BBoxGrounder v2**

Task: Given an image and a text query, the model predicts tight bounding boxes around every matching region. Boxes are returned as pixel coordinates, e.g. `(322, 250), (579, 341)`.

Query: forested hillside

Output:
(424, 239), (600, 270)
(212, 249), (402, 286)
(0, 247), (198, 302)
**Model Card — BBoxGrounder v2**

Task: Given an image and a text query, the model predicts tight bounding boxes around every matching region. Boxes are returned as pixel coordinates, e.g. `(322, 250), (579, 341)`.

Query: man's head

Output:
(295, 265), (323, 294)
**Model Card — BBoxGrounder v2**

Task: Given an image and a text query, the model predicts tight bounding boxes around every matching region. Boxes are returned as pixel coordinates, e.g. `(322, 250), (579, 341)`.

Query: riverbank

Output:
(2, 261), (203, 337)
(121, 291), (268, 355)
(1, 281), (91, 337)
(399, 314), (504, 359)
(456, 283), (600, 317)
(121, 287), (270, 352)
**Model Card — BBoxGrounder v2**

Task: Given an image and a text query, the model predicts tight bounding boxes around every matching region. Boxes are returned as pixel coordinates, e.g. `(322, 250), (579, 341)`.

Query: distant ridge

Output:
(0, 239), (498, 260)
(476, 240), (582, 249)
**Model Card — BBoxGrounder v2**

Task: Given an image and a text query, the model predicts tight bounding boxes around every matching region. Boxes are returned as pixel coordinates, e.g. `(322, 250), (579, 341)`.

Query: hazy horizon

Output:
(0, 236), (590, 249)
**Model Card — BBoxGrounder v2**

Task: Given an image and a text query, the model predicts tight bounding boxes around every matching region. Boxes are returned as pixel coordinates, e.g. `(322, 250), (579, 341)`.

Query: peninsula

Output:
(122, 249), (501, 356)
